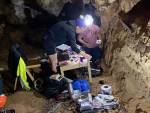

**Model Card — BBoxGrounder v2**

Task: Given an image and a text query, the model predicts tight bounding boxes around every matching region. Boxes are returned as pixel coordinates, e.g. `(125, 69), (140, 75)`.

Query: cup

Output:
(80, 56), (84, 62)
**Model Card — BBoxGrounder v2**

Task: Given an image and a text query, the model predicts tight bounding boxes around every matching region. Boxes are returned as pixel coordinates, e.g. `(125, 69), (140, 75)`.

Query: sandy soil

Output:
(4, 75), (114, 113)
(2, 72), (150, 113)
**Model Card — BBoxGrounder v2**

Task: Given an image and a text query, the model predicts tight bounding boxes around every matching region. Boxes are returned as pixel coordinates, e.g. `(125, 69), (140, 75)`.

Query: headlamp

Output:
(76, 14), (94, 28)
(84, 14), (94, 26)
(79, 15), (84, 19)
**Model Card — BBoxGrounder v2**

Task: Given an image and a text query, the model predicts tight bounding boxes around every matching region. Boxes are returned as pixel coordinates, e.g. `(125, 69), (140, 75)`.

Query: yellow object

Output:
(79, 51), (86, 56)
(17, 57), (30, 90)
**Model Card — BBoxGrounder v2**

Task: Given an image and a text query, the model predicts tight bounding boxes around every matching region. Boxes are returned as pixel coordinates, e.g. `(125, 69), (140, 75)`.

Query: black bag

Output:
(34, 77), (68, 98)
(8, 43), (27, 77)
(35, 61), (68, 98)
(41, 78), (68, 98)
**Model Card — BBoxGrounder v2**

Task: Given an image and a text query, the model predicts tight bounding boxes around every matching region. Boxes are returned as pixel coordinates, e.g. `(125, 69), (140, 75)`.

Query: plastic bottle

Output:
(68, 82), (74, 96)
(88, 93), (92, 103)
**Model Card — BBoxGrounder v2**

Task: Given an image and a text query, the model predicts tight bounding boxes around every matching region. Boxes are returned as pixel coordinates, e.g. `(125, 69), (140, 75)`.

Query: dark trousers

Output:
(83, 46), (102, 63)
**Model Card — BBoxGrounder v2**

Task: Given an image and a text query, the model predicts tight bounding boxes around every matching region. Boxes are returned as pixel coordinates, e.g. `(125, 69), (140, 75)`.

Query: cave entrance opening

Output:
(119, 0), (150, 33)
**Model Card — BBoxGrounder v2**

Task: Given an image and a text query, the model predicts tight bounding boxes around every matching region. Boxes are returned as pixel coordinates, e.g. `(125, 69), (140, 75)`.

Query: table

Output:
(59, 56), (92, 83)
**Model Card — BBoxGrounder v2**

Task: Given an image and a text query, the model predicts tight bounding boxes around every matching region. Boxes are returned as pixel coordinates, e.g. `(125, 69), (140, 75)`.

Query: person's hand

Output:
(96, 40), (102, 44)
(83, 53), (92, 60)
(80, 51), (92, 60)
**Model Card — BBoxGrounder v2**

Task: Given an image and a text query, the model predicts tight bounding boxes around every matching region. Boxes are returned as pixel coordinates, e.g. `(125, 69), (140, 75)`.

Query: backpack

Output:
(35, 61), (68, 98)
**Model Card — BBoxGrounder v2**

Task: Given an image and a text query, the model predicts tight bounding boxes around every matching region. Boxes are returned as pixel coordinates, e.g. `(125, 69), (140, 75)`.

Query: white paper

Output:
(56, 44), (71, 51)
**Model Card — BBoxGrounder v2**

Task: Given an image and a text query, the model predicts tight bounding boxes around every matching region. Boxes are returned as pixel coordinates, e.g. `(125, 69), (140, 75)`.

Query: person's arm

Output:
(68, 33), (81, 53)
(48, 53), (58, 73)
(43, 30), (58, 73)
(78, 35), (89, 47)
(63, 22), (81, 53)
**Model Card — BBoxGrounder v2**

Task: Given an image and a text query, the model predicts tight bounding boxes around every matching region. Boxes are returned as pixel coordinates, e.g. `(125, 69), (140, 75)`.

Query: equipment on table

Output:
(56, 44), (71, 51)
(57, 51), (70, 62)
(56, 44), (71, 62)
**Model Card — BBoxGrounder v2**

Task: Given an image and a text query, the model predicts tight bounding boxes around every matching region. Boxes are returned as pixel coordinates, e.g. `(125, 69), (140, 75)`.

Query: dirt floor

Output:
(5, 74), (115, 113)
(3, 73), (150, 113)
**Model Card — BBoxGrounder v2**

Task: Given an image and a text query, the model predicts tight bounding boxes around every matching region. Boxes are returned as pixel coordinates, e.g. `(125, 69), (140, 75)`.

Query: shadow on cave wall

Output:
(0, 0), (59, 49)
(23, 0), (58, 48)
(24, 0), (58, 28)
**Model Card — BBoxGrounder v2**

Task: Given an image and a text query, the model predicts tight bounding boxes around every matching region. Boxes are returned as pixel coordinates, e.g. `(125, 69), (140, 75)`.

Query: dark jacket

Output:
(43, 21), (80, 55)
(8, 43), (27, 77)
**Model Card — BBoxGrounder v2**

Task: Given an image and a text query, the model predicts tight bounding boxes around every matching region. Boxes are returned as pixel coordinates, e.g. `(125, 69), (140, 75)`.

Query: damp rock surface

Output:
(97, 0), (150, 113)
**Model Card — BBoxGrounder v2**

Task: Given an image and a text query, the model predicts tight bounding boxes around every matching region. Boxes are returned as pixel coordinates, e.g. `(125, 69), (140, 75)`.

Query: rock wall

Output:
(37, 0), (70, 16)
(95, 0), (141, 32)
(96, 0), (150, 110)
(106, 18), (150, 112)
(1, 0), (141, 25)
(37, 0), (90, 16)
(120, 0), (141, 12)
(1, 0), (71, 24)
(11, 0), (25, 23)
(107, 18), (150, 93)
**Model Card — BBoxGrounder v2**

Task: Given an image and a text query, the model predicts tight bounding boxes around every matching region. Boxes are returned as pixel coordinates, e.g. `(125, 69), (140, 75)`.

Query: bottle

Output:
(68, 82), (74, 96)
(88, 93), (92, 103)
